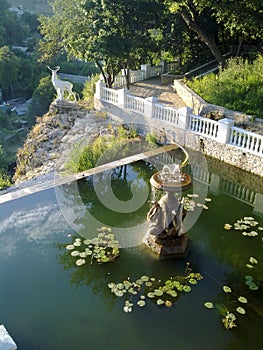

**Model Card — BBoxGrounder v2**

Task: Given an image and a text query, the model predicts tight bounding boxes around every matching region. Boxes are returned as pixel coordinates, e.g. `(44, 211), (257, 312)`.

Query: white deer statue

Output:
(47, 66), (76, 102)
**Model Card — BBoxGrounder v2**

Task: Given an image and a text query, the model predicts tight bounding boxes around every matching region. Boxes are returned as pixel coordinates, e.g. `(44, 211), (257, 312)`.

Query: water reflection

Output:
(0, 200), (69, 257)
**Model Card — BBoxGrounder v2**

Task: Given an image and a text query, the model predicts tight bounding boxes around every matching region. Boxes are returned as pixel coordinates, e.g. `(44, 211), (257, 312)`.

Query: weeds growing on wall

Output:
(186, 55), (263, 119)
(65, 126), (159, 174)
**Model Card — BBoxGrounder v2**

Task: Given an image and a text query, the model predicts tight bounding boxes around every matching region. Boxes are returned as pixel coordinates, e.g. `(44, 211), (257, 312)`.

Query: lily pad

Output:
(123, 305), (132, 313)
(71, 250), (80, 257)
(66, 244), (75, 250)
(204, 302), (214, 309)
(189, 278), (197, 285)
(168, 290), (178, 298)
(249, 257), (258, 264)
(140, 275), (150, 282)
(154, 289), (163, 296)
(183, 285), (191, 292)
(145, 281), (153, 287)
(238, 296), (248, 304)
(224, 224), (232, 230)
(223, 286), (232, 293)
(165, 300), (173, 307)
(156, 299), (165, 305)
(147, 292), (156, 298)
(76, 258), (86, 266)
(236, 307), (246, 315)
(249, 283), (259, 290)
(137, 300), (146, 307)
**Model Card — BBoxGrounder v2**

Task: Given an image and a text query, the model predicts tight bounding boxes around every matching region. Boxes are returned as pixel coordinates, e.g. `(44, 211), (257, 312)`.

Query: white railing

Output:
(95, 78), (263, 159)
(188, 114), (218, 138)
(125, 94), (145, 114)
(101, 86), (119, 104)
(153, 103), (180, 126)
(113, 75), (126, 89)
(130, 70), (144, 83)
(113, 63), (164, 89)
(229, 126), (263, 155)
(148, 65), (163, 77)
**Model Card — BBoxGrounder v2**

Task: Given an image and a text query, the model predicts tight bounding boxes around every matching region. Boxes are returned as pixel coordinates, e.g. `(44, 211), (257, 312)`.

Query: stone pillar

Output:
(94, 80), (106, 100)
(117, 88), (128, 109)
(178, 106), (193, 130)
(144, 96), (156, 118)
(159, 60), (165, 74)
(217, 118), (234, 144)
(141, 64), (151, 79)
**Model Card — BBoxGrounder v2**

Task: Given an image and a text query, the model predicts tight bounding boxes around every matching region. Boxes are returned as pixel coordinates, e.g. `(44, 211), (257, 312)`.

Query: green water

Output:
(0, 158), (263, 350)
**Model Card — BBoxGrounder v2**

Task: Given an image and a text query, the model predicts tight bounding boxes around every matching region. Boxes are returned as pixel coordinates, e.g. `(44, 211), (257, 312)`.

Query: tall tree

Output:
(167, 0), (226, 64)
(0, 46), (19, 98)
(166, 0), (263, 64)
(38, 0), (165, 88)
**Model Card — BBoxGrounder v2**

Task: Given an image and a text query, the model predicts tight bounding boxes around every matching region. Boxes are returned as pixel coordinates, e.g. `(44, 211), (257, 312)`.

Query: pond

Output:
(0, 152), (263, 350)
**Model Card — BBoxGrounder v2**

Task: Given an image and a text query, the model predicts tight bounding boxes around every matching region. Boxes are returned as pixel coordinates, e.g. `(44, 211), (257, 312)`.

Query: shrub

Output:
(186, 55), (263, 119)
(0, 171), (11, 189)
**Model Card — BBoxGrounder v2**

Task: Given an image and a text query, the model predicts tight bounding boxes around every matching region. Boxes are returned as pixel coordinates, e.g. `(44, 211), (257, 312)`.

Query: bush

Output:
(0, 170), (11, 189)
(186, 55), (263, 119)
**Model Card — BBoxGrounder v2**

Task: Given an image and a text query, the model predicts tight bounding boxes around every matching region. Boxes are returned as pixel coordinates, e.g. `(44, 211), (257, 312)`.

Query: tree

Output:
(167, 0), (226, 65)
(38, 0), (166, 88)
(166, 0), (263, 65)
(0, 46), (19, 98)
(26, 75), (55, 124)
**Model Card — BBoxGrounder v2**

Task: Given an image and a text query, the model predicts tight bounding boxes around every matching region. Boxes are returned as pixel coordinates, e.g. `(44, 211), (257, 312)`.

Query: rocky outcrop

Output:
(13, 101), (110, 184)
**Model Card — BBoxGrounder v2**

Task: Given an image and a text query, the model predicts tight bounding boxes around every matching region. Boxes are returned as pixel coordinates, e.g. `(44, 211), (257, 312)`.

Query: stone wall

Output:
(184, 130), (263, 177)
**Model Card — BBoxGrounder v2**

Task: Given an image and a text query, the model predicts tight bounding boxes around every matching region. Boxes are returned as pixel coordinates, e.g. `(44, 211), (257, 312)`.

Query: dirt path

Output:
(129, 77), (186, 109)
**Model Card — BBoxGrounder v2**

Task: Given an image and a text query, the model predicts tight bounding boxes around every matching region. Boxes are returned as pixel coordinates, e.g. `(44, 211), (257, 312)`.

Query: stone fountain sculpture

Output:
(143, 163), (192, 258)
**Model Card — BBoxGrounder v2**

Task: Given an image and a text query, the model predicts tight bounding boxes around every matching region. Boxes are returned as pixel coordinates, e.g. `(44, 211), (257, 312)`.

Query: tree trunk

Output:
(180, 7), (226, 66)
(123, 66), (130, 90)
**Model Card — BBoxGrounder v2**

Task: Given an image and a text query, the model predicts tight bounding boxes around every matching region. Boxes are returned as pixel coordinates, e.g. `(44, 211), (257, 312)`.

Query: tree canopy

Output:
(38, 0), (167, 87)
(39, 0), (263, 79)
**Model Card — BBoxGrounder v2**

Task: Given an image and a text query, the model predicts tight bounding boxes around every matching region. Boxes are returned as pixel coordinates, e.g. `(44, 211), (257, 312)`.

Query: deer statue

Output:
(47, 66), (76, 102)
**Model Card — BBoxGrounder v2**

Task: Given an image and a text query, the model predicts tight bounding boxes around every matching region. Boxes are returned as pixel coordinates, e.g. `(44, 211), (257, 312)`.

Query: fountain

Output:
(143, 163), (192, 258)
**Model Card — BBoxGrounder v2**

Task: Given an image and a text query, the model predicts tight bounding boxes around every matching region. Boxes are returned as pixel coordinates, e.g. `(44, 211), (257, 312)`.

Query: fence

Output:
(94, 70), (263, 158)
(229, 126), (263, 156)
(113, 63), (165, 89)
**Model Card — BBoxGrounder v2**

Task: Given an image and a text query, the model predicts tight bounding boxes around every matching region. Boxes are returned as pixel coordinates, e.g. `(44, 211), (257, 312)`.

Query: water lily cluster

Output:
(224, 216), (263, 237)
(65, 227), (120, 266)
(108, 264), (203, 313)
(183, 193), (212, 212)
(204, 285), (248, 330)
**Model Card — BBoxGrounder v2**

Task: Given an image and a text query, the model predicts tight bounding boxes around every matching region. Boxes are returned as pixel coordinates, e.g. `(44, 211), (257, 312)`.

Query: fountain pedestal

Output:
(143, 234), (189, 259)
(143, 164), (192, 259)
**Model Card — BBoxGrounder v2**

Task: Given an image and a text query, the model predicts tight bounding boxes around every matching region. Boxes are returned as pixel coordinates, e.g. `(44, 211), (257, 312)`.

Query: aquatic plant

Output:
(224, 216), (263, 238)
(204, 285), (248, 330)
(108, 263), (203, 313)
(64, 227), (120, 266)
(183, 193), (212, 212)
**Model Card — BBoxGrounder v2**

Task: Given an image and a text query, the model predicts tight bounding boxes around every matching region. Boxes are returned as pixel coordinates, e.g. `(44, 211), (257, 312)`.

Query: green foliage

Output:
(0, 169), (11, 189)
(187, 55), (263, 118)
(109, 263), (203, 313)
(204, 285), (249, 330)
(61, 227), (120, 266)
(0, 143), (8, 168)
(81, 74), (100, 108)
(145, 132), (159, 148)
(26, 75), (55, 123)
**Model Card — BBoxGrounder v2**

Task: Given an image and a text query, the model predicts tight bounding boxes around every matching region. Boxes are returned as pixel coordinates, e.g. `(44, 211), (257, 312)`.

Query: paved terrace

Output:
(129, 77), (186, 109)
